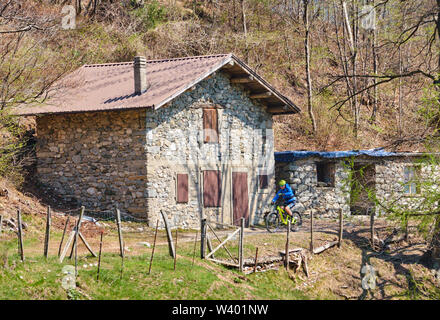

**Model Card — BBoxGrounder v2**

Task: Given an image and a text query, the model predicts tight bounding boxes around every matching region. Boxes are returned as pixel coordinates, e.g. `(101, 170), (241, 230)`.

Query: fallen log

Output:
(279, 248), (304, 256)
(313, 241), (338, 254)
(243, 255), (283, 266)
(207, 258), (239, 268)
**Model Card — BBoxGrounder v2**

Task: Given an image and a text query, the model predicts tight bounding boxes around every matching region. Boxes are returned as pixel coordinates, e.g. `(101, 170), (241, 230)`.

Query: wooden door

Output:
(232, 172), (249, 226)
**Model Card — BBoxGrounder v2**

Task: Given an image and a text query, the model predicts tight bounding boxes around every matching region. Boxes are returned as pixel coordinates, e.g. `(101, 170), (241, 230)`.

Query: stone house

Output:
(15, 54), (300, 228)
(275, 149), (440, 217)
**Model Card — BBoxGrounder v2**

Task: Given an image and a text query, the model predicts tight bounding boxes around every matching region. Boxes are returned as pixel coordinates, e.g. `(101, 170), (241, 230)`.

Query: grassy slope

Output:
(1, 206), (439, 300)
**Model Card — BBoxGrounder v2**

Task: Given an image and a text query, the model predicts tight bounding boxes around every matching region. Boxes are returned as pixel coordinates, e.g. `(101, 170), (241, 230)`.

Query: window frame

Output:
(316, 161), (336, 187)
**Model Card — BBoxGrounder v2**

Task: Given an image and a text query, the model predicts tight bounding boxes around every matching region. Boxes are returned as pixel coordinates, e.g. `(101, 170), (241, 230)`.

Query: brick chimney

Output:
(134, 56), (147, 95)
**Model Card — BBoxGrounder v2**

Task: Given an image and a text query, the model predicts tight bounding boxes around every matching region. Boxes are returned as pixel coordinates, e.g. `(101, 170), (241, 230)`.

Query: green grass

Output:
(0, 235), (310, 300)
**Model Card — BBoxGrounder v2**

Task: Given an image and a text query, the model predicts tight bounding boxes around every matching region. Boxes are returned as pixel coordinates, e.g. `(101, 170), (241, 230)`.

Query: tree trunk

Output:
(303, 0), (317, 133)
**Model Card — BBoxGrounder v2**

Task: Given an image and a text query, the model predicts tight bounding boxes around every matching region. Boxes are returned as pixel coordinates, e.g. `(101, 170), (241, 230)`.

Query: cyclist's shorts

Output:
(286, 201), (296, 210)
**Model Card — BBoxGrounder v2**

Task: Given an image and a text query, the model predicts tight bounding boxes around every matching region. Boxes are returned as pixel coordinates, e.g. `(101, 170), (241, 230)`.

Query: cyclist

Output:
(271, 180), (296, 217)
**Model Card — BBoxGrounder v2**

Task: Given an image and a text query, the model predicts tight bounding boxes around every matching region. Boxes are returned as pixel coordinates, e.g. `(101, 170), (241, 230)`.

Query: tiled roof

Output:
(13, 53), (300, 115)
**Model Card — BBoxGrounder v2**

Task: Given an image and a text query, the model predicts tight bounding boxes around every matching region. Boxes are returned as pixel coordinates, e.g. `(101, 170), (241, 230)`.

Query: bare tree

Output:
(303, 0), (317, 133)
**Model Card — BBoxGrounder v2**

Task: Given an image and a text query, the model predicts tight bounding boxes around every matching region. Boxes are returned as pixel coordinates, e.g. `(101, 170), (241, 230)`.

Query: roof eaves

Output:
(229, 54), (301, 114)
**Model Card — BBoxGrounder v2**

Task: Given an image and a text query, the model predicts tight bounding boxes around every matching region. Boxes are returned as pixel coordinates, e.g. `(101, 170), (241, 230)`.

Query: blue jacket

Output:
(272, 183), (296, 204)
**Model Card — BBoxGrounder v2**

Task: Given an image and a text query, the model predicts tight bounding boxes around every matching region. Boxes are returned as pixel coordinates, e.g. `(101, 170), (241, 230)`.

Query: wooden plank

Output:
(250, 92), (272, 99)
(60, 207), (84, 263)
(206, 228), (240, 259)
(78, 231), (97, 257)
(115, 208), (124, 258)
(207, 223), (237, 263)
(60, 230), (76, 262)
(160, 210), (175, 258)
(207, 258), (239, 268)
(230, 76), (254, 83)
(58, 215), (70, 257)
(206, 234), (215, 259)
(313, 241), (338, 254)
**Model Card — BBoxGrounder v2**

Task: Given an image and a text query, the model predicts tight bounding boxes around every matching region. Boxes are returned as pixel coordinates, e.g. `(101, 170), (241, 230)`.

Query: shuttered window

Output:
(176, 174), (189, 203)
(203, 170), (221, 207)
(203, 108), (218, 143)
(258, 174), (268, 189)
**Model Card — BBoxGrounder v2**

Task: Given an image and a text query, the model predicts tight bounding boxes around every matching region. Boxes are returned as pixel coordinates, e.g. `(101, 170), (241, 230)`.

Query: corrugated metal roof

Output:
(13, 53), (300, 116)
(274, 148), (432, 162)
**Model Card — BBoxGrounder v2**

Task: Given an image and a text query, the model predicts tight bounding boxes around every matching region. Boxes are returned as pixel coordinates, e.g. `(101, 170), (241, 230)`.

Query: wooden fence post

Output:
(310, 210), (314, 253)
(173, 229), (178, 271)
(253, 247), (259, 273)
(74, 206), (85, 277)
(370, 209), (375, 250)
(192, 230), (198, 266)
(338, 209), (343, 248)
(97, 231), (103, 281)
(160, 210), (175, 258)
(17, 209), (24, 262)
(404, 216), (409, 242)
(200, 218), (207, 259)
(115, 208), (124, 258)
(148, 219), (159, 275)
(285, 220), (290, 270)
(239, 217), (244, 273)
(44, 206), (51, 258)
(58, 215), (70, 257)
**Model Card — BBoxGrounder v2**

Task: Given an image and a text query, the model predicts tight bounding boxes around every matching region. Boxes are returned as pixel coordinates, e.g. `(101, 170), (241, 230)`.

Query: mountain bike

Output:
(265, 203), (302, 233)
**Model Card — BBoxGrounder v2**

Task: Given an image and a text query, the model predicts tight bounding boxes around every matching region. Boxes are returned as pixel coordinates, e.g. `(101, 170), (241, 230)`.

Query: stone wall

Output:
(36, 110), (148, 218)
(275, 157), (350, 217)
(36, 71), (276, 228)
(375, 157), (440, 216)
(144, 71), (275, 228)
(275, 155), (440, 217)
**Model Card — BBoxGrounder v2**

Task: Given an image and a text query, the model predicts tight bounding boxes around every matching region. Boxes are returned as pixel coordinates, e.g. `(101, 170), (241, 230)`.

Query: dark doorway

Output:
(232, 172), (249, 226)
(350, 163), (376, 215)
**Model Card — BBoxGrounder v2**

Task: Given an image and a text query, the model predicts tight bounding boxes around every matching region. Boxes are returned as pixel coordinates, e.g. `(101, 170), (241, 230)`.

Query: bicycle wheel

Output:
(265, 212), (280, 233)
(290, 211), (302, 232)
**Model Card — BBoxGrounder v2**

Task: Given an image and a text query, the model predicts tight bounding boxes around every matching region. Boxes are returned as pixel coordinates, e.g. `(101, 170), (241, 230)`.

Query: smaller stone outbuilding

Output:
(275, 149), (440, 217)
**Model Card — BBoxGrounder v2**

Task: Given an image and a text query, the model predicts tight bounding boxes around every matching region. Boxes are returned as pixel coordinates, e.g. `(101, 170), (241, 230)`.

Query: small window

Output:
(316, 162), (335, 187)
(203, 170), (221, 207)
(203, 108), (218, 143)
(403, 166), (421, 194)
(258, 174), (268, 189)
(176, 173), (189, 203)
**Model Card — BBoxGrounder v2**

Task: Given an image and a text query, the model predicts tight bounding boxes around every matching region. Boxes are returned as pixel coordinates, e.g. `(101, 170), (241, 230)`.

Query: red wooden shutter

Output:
(176, 174), (188, 203)
(203, 108), (218, 143)
(203, 170), (221, 207)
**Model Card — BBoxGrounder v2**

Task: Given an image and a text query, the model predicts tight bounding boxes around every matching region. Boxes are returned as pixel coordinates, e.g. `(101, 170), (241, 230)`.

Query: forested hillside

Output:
(1, 0), (440, 184)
